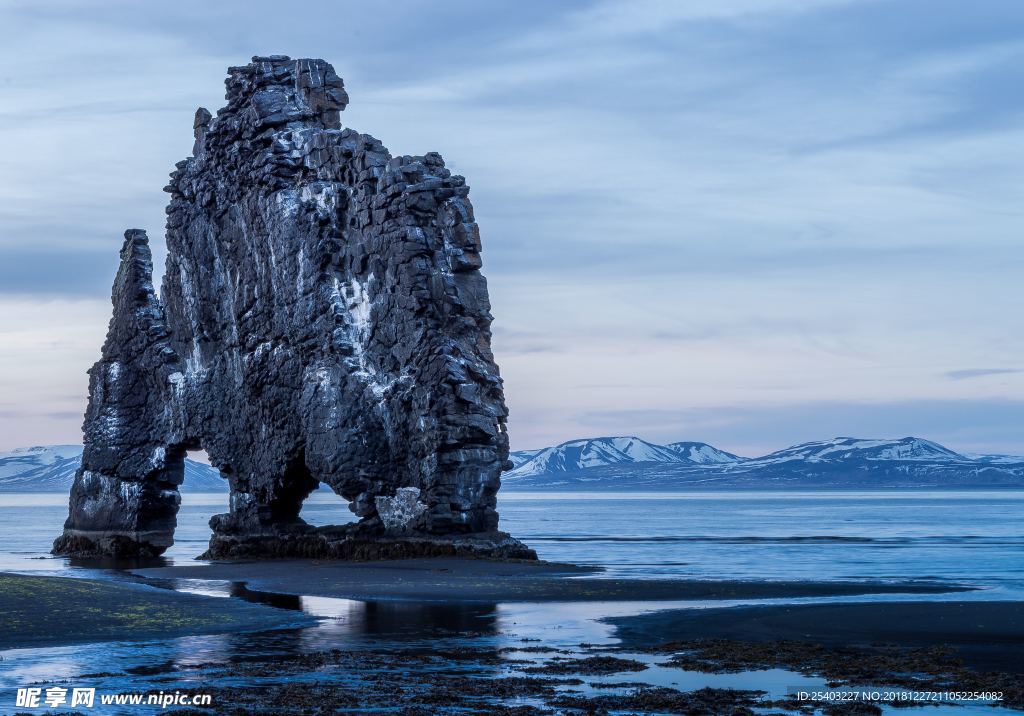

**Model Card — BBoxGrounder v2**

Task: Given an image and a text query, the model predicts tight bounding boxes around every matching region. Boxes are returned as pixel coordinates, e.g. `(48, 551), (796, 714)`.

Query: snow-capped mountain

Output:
(0, 445), (227, 492)
(508, 449), (542, 468)
(747, 437), (964, 465)
(502, 435), (1024, 489)
(507, 436), (690, 477)
(965, 453), (1024, 465)
(666, 441), (743, 464)
(0, 445), (83, 491)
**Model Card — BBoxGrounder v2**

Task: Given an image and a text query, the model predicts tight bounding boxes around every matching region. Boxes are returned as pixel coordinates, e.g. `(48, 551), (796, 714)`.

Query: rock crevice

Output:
(53, 56), (533, 561)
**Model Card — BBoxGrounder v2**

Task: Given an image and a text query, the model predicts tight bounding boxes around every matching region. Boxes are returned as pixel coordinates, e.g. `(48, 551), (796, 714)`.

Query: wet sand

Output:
(0, 572), (314, 650)
(609, 600), (1024, 672)
(6, 564), (1020, 712)
(133, 557), (971, 602)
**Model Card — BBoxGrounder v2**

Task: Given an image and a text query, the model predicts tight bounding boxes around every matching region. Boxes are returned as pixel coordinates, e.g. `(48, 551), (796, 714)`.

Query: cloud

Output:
(1, 0), (1023, 452)
(945, 368), (1022, 381)
(0, 247), (120, 297)
(491, 327), (565, 355)
(513, 0), (862, 49)
(0, 409), (82, 420)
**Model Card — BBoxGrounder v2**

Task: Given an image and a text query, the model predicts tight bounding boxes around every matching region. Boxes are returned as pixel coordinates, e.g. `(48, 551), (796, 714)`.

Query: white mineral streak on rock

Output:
(117, 479), (142, 507)
(341, 276), (379, 384)
(276, 188), (300, 218)
(151, 446), (166, 468)
(177, 261), (205, 375)
(230, 491), (253, 512)
(299, 182), (338, 221)
(314, 364), (339, 424)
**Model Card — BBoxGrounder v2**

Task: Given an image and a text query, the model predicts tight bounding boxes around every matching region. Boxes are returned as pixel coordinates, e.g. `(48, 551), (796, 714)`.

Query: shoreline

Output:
(0, 572), (315, 651)
(608, 599), (1024, 673)
(4, 564), (1021, 712)
(132, 557), (973, 603)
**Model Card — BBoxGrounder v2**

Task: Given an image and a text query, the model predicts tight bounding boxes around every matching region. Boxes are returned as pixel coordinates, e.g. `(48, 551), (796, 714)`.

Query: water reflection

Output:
(229, 582), (302, 611)
(227, 582), (500, 640)
(0, 591), (507, 710)
(355, 600), (496, 637)
(67, 555), (172, 571)
(7, 585), (1000, 714)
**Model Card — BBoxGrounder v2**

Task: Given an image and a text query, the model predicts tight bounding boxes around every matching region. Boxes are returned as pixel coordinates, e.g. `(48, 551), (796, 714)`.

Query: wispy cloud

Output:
(945, 368), (1022, 381)
(0, 247), (120, 297)
(0, 0), (1022, 452)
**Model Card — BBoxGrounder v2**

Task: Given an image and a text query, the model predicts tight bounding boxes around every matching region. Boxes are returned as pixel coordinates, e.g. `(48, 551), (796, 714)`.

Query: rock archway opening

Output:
(299, 484), (358, 529)
(178, 448), (230, 558)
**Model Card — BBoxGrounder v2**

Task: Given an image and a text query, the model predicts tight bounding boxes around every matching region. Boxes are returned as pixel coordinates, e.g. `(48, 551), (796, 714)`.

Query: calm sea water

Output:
(1, 491), (1019, 714)
(2, 490), (1022, 597)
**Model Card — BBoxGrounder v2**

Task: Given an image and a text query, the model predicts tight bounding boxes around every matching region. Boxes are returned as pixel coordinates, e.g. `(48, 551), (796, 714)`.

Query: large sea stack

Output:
(53, 56), (533, 560)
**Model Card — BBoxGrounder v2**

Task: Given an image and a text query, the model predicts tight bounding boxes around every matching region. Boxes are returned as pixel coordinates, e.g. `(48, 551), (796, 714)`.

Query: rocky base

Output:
(199, 525), (537, 561)
(51, 531), (170, 559)
(53, 527), (537, 563)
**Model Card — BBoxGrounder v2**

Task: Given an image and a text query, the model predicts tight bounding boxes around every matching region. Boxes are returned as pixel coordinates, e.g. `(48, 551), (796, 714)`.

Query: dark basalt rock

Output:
(53, 56), (534, 561)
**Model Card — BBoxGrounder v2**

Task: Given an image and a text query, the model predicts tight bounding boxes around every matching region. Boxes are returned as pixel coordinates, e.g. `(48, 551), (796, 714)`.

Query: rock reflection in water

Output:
(228, 581), (499, 640)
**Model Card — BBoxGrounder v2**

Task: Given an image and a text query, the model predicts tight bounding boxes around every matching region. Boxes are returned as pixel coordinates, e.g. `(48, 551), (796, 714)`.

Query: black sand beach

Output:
(0, 572), (314, 650)
(609, 599), (1024, 672)
(133, 557), (971, 602)
(4, 560), (1022, 713)
(128, 559), (1024, 711)
(600, 601), (1024, 710)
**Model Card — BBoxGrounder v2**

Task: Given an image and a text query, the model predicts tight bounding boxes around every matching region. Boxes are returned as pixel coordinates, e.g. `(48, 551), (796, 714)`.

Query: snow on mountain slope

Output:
(666, 441), (743, 464)
(505, 436), (700, 475)
(0, 446), (82, 489)
(0, 445), (227, 492)
(507, 436), (686, 477)
(965, 453), (1024, 465)
(508, 449), (541, 468)
(748, 437), (967, 465)
(502, 434), (1024, 489)
(1, 445), (83, 463)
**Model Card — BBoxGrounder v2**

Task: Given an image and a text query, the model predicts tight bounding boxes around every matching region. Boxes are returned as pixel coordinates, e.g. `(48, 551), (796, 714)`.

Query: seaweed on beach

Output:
(550, 685), (767, 714)
(645, 638), (1023, 710)
(522, 655), (649, 675)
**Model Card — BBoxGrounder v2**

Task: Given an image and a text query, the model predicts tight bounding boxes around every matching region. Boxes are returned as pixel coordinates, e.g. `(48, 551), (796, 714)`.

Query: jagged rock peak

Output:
(112, 229), (157, 305)
(228, 55), (347, 132)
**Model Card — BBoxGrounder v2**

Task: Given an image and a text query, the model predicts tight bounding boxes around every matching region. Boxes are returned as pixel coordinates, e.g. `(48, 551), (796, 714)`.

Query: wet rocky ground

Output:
(0, 573), (314, 649)
(6, 564), (1020, 714)
(22, 632), (1020, 715)
(640, 638), (1023, 712)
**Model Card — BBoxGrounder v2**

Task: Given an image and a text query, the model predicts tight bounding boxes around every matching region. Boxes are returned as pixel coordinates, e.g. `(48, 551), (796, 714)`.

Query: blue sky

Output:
(0, 0), (1022, 455)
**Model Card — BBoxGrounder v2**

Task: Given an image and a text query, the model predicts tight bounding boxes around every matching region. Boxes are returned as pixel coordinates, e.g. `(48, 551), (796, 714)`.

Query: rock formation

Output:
(53, 56), (534, 561)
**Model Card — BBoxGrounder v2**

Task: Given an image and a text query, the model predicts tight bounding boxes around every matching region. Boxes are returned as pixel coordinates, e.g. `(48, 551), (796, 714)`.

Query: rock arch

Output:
(53, 56), (533, 560)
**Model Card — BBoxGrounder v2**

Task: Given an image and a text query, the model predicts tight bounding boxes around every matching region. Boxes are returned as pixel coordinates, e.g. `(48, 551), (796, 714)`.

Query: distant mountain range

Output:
(5, 437), (1022, 493)
(504, 436), (1024, 489)
(507, 436), (739, 477)
(0, 445), (227, 492)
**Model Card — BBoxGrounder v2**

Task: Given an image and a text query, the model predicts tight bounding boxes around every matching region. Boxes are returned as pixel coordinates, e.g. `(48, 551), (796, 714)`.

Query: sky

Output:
(0, 0), (1022, 457)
